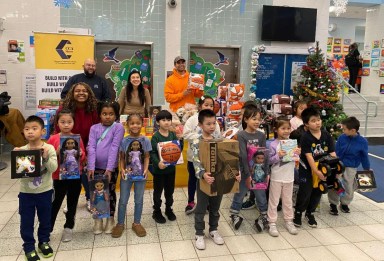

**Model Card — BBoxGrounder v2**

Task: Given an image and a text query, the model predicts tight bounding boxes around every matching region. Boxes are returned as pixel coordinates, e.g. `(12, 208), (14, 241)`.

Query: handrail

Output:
(329, 68), (378, 136)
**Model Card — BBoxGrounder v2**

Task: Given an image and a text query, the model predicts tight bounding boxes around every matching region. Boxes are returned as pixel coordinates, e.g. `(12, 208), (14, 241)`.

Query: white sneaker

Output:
(104, 217), (115, 234)
(93, 219), (103, 235)
(209, 230), (224, 245)
(86, 200), (91, 212)
(268, 223), (279, 237)
(195, 235), (206, 250)
(285, 221), (298, 235)
(62, 228), (73, 242)
(63, 205), (68, 214)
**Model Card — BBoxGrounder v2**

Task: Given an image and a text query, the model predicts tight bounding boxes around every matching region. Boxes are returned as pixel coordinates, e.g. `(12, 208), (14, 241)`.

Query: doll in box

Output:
(61, 138), (80, 175)
(252, 151), (266, 183)
(91, 179), (109, 217)
(125, 140), (144, 178)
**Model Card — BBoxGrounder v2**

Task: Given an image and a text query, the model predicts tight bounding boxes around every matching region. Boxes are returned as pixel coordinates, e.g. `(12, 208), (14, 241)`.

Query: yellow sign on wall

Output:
(34, 32), (94, 70)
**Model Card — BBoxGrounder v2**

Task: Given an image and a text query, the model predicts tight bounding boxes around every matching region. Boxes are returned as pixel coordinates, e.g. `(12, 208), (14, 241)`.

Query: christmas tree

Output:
(293, 42), (347, 138)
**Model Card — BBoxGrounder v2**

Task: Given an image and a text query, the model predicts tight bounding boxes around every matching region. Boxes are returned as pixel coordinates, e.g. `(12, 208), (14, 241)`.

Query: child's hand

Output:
(316, 170), (326, 181)
(294, 147), (301, 155)
(88, 170), (94, 180)
(235, 171), (241, 182)
(105, 170), (111, 181)
(278, 150), (287, 158)
(13, 147), (21, 151)
(203, 172), (214, 184)
(245, 176), (252, 189)
(143, 169), (149, 179)
(42, 146), (49, 160)
(158, 161), (167, 170)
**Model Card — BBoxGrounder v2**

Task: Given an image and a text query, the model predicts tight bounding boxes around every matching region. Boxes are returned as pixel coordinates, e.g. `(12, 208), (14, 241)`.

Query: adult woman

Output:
(118, 70), (151, 117)
(55, 82), (100, 211)
(346, 43), (361, 91)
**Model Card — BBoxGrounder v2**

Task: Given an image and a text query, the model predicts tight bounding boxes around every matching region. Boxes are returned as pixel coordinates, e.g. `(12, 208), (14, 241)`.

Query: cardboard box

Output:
(199, 139), (240, 196)
(272, 103), (292, 115)
(271, 94), (290, 104)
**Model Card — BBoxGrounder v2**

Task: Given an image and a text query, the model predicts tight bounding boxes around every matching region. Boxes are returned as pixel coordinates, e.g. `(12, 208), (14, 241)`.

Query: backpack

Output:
(345, 53), (358, 67)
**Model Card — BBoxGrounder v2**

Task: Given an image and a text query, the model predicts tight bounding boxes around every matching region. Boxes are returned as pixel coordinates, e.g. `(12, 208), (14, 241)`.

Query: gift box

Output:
(355, 170), (377, 192)
(157, 140), (184, 166)
(198, 139), (240, 196)
(188, 73), (205, 90)
(11, 149), (46, 179)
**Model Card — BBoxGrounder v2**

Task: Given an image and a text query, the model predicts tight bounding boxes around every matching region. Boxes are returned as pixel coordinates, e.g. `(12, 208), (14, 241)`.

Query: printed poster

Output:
(0, 70), (6, 84)
(291, 62), (306, 89)
(379, 70), (384, 77)
(344, 39), (351, 45)
(372, 40), (380, 49)
(8, 40), (25, 63)
(381, 84), (384, 93)
(22, 74), (37, 111)
(333, 46), (341, 53)
(334, 38), (342, 45)
(362, 68), (370, 76)
(371, 48), (380, 58)
(381, 39), (384, 48)
(371, 59), (379, 67)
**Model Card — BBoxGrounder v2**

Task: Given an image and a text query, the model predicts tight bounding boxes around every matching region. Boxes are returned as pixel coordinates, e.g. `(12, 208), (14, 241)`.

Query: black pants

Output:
(152, 171), (176, 211)
(51, 179), (82, 231)
(348, 66), (359, 88)
(187, 161), (197, 203)
(295, 169), (322, 214)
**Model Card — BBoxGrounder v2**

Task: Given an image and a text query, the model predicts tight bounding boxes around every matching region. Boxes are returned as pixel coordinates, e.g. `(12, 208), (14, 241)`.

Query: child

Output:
(267, 117), (301, 237)
(229, 104), (268, 231)
(328, 116), (370, 215)
(111, 114), (151, 238)
(191, 109), (240, 250)
(48, 109), (86, 242)
(150, 110), (183, 223)
(16, 116), (58, 261)
(290, 100), (307, 131)
(87, 101), (124, 234)
(183, 95), (221, 214)
(293, 107), (336, 228)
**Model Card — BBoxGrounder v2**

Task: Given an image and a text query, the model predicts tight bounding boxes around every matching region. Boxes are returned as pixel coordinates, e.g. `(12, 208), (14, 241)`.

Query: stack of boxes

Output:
(271, 94), (292, 118)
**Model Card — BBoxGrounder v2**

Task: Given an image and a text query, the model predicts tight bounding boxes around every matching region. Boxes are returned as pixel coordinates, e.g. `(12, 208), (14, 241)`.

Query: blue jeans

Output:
(117, 178), (146, 224)
(230, 177), (268, 214)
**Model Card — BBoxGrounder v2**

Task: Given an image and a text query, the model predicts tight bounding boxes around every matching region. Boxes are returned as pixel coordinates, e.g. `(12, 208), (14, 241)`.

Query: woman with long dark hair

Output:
(118, 70), (151, 117)
(346, 43), (361, 90)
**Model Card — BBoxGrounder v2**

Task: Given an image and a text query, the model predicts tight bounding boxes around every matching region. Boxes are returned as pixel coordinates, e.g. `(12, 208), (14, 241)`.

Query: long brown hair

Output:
(126, 71), (145, 106)
(62, 82), (98, 113)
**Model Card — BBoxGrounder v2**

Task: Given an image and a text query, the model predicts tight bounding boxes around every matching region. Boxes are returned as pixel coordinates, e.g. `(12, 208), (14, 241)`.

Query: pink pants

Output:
(267, 180), (294, 223)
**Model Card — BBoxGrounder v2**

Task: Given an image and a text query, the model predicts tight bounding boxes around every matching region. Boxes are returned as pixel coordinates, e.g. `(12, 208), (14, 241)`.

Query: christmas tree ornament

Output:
(330, 128), (334, 132)
(322, 110), (326, 116)
(328, 89), (331, 92)
(313, 87), (317, 91)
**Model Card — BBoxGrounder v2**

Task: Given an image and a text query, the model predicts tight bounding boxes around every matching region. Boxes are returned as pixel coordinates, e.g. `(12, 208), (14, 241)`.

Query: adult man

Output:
(61, 58), (110, 101)
(164, 56), (203, 112)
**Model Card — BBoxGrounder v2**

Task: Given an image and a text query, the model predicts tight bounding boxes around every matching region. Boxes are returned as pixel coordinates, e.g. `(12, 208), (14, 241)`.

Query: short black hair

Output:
(26, 115), (44, 129)
(198, 109), (216, 124)
(341, 116), (360, 131)
(98, 100), (120, 120)
(156, 110), (172, 122)
(301, 107), (320, 124)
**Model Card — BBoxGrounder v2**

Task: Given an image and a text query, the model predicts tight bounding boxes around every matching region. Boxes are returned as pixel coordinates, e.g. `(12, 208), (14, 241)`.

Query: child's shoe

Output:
(195, 235), (206, 250)
(230, 214), (243, 230)
(305, 212), (318, 228)
(329, 204), (339, 215)
(255, 213), (268, 232)
(152, 210), (166, 224)
(340, 204), (350, 213)
(209, 230), (224, 245)
(93, 219), (103, 235)
(111, 224), (125, 238)
(185, 202), (196, 215)
(285, 221), (298, 235)
(62, 228), (73, 242)
(104, 217), (115, 234)
(37, 242), (53, 258)
(86, 200), (91, 212)
(268, 223), (279, 237)
(25, 250), (40, 261)
(165, 208), (177, 221)
(132, 223), (146, 237)
(293, 211), (302, 227)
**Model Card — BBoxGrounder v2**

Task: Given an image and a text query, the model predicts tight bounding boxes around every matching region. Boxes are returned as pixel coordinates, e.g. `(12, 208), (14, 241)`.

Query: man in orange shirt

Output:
(164, 56), (203, 112)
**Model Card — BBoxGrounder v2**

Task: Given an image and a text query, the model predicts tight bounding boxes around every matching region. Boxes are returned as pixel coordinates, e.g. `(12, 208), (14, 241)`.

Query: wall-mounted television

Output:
(261, 5), (317, 42)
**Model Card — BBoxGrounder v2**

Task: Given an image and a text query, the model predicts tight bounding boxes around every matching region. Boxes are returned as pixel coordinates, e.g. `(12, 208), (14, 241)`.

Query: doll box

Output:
(199, 139), (240, 196)
(89, 177), (110, 219)
(355, 170), (376, 192)
(11, 150), (44, 179)
(59, 134), (81, 180)
(157, 140), (184, 166)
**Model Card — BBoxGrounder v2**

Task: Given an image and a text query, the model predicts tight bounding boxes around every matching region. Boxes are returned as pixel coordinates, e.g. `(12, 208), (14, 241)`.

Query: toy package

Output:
(149, 105), (161, 132)
(89, 176), (110, 219)
(227, 83), (245, 102)
(36, 109), (57, 139)
(11, 149), (46, 179)
(355, 170), (376, 192)
(157, 140), (184, 166)
(222, 127), (239, 140)
(280, 139), (299, 162)
(271, 94), (291, 104)
(217, 85), (228, 101)
(123, 139), (146, 181)
(227, 102), (243, 121)
(247, 146), (270, 190)
(188, 73), (205, 90)
(119, 114), (128, 125)
(59, 134), (81, 180)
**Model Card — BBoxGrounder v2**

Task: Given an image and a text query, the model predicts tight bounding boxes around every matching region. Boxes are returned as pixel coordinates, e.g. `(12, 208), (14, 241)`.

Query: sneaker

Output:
(230, 214), (243, 230)
(209, 230), (224, 245)
(195, 235), (206, 250)
(285, 221), (298, 235)
(329, 204), (339, 216)
(25, 250), (40, 261)
(37, 242), (53, 258)
(132, 223), (146, 237)
(93, 219), (103, 235)
(62, 228), (73, 242)
(293, 211), (302, 227)
(241, 199), (256, 210)
(165, 208), (177, 221)
(268, 223), (279, 237)
(305, 212), (318, 228)
(111, 223), (125, 238)
(185, 202), (196, 215)
(104, 217), (115, 234)
(255, 214), (268, 232)
(340, 204), (350, 213)
(86, 200), (91, 212)
(152, 210), (166, 224)
(63, 205), (68, 214)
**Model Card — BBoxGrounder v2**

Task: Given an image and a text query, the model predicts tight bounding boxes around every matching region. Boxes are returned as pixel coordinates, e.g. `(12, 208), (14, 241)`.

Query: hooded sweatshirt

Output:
(164, 68), (203, 112)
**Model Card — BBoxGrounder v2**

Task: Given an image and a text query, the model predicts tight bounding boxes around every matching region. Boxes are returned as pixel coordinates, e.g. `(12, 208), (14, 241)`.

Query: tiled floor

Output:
(1, 154), (384, 261)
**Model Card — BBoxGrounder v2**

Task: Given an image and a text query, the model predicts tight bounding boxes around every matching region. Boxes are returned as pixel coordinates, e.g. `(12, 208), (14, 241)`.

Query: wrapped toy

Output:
(227, 83), (245, 102)
(188, 73), (205, 90)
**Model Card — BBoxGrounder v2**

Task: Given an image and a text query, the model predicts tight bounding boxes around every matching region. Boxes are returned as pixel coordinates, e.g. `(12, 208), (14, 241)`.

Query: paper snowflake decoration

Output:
(54, 0), (73, 8)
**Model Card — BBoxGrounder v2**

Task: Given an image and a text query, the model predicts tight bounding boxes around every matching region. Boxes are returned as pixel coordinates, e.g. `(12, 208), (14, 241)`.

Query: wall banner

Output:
(34, 32), (94, 101)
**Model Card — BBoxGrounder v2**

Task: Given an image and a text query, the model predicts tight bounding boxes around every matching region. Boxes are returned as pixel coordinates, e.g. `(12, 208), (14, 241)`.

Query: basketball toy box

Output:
(157, 140), (184, 166)
(199, 139), (240, 196)
(188, 73), (205, 90)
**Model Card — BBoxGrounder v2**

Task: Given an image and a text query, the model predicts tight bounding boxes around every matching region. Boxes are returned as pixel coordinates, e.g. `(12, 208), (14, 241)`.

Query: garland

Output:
(301, 85), (339, 102)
